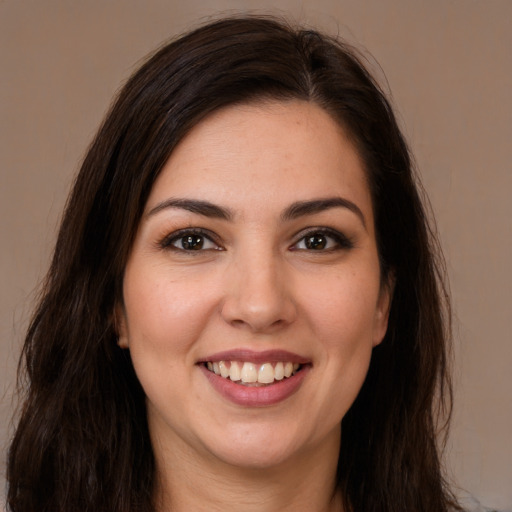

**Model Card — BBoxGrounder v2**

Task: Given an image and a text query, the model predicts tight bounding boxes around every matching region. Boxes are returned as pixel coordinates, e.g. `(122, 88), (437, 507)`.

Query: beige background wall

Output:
(1, 1), (511, 510)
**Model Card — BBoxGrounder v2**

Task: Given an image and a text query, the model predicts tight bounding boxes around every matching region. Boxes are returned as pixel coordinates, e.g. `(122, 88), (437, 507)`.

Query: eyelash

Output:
(159, 228), (222, 252)
(290, 228), (354, 252)
(158, 227), (354, 253)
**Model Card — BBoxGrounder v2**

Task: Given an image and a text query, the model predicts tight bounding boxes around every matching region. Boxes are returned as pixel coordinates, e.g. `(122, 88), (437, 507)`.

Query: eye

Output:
(161, 229), (222, 252)
(291, 229), (353, 251)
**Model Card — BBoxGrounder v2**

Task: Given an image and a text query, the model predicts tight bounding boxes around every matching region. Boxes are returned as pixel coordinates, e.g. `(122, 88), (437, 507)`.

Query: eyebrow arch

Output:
(281, 197), (366, 228)
(147, 198), (233, 220)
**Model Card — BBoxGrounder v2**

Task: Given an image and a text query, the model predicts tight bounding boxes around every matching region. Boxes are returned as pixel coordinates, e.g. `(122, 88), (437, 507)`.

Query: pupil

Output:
(306, 234), (326, 250)
(182, 235), (203, 250)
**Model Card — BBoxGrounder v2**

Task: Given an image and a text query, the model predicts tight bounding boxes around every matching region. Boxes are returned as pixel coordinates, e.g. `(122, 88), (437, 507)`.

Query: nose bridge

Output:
(221, 238), (296, 332)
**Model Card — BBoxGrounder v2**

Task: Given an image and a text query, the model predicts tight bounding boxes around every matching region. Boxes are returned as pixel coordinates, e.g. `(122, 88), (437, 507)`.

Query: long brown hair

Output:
(7, 16), (459, 512)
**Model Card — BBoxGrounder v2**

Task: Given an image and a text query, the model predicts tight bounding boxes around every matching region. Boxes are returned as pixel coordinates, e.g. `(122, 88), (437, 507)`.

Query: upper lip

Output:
(198, 349), (310, 365)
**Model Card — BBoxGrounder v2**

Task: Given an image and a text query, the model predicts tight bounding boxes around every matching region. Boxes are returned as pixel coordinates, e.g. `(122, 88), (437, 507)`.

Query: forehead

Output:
(146, 100), (373, 225)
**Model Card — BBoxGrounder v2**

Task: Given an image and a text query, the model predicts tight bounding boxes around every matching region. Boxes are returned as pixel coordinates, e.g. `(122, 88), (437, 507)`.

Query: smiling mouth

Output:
(204, 361), (303, 386)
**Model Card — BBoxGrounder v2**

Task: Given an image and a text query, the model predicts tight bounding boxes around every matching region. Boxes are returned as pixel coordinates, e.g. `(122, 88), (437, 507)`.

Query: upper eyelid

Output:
(290, 227), (354, 249)
(160, 227), (221, 248)
(158, 225), (352, 249)
(291, 226), (348, 240)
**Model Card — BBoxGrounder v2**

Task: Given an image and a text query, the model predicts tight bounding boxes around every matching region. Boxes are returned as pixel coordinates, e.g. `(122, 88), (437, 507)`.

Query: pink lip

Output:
(198, 349), (310, 365)
(199, 364), (310, 407)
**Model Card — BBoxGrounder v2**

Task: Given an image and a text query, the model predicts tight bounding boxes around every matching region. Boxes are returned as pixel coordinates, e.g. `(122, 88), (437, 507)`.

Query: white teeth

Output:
(241, 362), (258, 383)
(206, 360), (303, 384)
(218, 360), (229, 378)
(257, 363), (275, 384)
(274, 362), (284, 380)
(229, 361), (241, 382)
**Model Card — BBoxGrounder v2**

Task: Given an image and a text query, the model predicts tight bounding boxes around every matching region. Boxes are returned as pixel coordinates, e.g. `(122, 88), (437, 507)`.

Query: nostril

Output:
(219, 271), (298, 332)
(227, 315), (291, 333)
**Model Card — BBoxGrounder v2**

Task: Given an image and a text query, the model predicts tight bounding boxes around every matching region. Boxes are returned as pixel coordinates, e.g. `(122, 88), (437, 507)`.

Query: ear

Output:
(372, 272), (395, 347)
(114, 303), (129, 349)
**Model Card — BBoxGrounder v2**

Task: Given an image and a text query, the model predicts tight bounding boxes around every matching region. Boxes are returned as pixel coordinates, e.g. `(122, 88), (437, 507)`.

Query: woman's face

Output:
(118, 100), (391, 470)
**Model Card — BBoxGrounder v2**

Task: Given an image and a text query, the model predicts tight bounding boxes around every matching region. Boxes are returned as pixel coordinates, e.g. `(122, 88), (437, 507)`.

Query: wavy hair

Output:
(7, 16), (459, 512)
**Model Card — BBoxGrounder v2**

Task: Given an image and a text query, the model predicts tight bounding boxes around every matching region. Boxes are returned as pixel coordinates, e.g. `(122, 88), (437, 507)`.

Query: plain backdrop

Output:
(1, 1), (511, 510)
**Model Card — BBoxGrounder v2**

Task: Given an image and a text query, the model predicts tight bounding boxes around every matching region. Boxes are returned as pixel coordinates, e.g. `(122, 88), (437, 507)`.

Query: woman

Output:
(7, 16), (460, 512)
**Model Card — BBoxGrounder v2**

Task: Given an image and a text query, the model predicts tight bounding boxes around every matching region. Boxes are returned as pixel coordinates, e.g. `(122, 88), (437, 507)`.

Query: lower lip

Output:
(199, 364), (309, 407)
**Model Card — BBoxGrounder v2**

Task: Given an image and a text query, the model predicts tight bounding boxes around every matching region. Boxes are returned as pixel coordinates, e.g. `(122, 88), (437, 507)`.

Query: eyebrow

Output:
(147, 196), (366, 228)
(281, 197), (366, 228)
(147, 198), (233, 220)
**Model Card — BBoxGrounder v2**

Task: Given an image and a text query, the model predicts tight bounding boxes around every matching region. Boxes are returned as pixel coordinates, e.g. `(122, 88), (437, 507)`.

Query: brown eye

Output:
(180, 235), (204, 250)
(305, 234), (327, 250)
(162, 230), (221, 252)
(291, 229), (354, 252)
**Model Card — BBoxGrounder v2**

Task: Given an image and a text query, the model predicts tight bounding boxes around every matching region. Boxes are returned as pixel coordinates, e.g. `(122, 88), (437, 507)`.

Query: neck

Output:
(152, 427), (343, 512)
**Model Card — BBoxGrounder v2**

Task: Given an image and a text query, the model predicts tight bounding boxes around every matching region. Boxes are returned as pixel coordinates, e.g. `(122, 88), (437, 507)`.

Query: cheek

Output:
(123, 264), (217, 356)
(299, 268), (380, 414)
(302, 268), (381, 345)
(121, 268), (213, 410)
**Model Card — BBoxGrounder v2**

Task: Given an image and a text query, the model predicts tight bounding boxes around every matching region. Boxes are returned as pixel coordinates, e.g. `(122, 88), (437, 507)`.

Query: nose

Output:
(220, 249), (297, 333)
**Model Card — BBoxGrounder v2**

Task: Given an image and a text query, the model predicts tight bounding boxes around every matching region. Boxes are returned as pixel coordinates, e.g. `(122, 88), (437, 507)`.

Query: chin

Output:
(200, 421), (320, 471)
(212, 442), (299, 471)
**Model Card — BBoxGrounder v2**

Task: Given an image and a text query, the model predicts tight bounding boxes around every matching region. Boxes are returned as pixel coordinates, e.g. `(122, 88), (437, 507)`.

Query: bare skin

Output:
(152, 419), (343, 512)
(118, 100), (391, 511)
